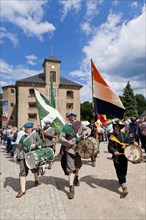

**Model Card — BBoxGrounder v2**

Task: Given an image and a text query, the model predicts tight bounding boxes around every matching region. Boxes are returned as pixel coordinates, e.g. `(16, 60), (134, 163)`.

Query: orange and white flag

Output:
(91, 59), (125, 118)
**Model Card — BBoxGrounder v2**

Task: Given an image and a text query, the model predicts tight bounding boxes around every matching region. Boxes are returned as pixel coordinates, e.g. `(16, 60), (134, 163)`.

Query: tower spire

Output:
(50, 46), (53, 56)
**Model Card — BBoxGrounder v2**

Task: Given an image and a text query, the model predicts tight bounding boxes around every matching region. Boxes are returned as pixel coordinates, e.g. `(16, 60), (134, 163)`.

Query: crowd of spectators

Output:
(0, 115), (146, 155)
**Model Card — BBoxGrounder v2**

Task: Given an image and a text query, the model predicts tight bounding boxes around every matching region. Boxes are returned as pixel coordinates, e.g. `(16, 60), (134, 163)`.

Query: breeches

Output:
(19, 159), (39, 177)
(113, 155), (128, 184)
(66, 153), (82, 174)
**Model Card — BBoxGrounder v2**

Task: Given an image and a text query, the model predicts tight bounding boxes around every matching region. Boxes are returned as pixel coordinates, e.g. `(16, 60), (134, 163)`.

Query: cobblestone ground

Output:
(0, 142), (146, 220)
(0, 144), (66, 220)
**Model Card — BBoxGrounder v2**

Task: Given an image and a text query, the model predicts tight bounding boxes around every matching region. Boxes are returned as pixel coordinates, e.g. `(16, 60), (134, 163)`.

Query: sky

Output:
(0, 0), (145, 103)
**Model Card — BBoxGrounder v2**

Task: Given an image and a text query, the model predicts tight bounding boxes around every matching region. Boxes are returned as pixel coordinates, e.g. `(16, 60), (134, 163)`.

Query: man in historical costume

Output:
(108, 120), (137, 196)
(59, 112), (91, 199)
(87, 117), (99, 167)
(41, 120), (55, 172)
(14, 122), (43, 198)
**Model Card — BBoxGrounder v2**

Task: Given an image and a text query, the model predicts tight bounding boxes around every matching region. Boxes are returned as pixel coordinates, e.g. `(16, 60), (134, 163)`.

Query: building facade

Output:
(2, 53), (82, 129)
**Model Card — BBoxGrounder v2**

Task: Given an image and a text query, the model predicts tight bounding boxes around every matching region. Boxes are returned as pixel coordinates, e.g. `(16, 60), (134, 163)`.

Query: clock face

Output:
(51, 65), (55, 70)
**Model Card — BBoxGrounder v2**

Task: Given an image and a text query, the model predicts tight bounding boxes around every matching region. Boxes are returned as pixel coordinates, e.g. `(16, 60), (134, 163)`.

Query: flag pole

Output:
(91, 59), (95, 117)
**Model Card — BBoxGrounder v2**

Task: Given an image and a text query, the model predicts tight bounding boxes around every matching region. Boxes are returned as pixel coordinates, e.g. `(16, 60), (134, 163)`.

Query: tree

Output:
(122, 81), (138, 117)
(0, 93), (2, 127)
(135, 94), (146, 116)
(80, 101), (94, 121)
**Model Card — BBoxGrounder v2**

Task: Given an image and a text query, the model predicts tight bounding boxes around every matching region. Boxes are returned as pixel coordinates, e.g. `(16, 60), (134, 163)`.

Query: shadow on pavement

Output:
(80, 175), (121, 195)
(40, 175), (68, 193)
(3, 176), (38, 192)
(3, 177), (19, 192)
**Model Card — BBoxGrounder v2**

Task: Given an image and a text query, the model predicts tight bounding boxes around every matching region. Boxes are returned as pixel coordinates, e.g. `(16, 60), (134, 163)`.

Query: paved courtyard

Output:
(0, 142), (146, 220)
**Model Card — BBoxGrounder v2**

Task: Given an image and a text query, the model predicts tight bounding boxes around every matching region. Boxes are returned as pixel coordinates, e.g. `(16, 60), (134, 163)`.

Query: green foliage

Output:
(135, 94), (146, 116)
(0, 93), (2, 127)
(80, 101), (94, 121)
(122, 81), (138, 117)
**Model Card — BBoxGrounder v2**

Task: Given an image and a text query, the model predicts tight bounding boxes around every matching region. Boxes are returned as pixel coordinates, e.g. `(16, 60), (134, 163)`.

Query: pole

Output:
(91, 59), (95, 117)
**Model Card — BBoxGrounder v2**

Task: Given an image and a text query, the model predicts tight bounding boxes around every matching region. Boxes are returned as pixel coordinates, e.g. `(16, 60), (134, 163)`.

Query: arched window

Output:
(50, 71), (56, 82)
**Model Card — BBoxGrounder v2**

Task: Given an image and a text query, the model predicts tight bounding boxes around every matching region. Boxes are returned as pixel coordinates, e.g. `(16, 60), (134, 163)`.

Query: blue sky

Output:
(0, 0), (145, 102)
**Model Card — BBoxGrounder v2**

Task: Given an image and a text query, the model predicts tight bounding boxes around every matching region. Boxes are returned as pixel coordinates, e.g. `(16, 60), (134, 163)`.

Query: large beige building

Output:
(2, 53), (82, 129)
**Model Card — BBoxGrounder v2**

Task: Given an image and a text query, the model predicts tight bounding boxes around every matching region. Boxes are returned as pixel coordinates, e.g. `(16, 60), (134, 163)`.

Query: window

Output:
(29, 102), (36, 108)
(29, 89), (35, 97)
(10, 115), (14, 120)
(11, 89), (15, 93)
(66, 103), (73, 109)
(10, 103), (14, 107)
(28, 113), (37, 119)
(50, 71), (56, 82)
(67, 91), (74, 99)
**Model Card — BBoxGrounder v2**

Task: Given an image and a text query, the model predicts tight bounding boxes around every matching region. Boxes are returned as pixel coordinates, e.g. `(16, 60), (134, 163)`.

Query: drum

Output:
(124, 144), (143, 164)
(76, 137), (99, 159)
(25, 147), (54, 169)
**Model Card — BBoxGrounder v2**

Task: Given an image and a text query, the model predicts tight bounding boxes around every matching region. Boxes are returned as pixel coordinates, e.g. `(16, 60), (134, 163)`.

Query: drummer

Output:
(108, 120), (138, 196)
(41, 120), (55, 170)
(87, 117), (99, 167)
(59, 112), (91, 199)
(13, 122), (43, 198)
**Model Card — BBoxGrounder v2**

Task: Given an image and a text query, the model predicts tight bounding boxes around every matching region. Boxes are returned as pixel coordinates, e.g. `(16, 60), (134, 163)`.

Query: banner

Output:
(2, 101), (8, 121)
(91, 59), (125, 118)
(34, 89), (65, 133)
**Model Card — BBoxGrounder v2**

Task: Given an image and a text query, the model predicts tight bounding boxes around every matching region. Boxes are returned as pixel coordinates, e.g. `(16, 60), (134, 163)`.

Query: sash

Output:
(19, 132), (34, 152)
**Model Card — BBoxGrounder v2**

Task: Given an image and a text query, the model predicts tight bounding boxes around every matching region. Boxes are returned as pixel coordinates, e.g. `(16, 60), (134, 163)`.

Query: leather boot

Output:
(123, 187), (128, 196)
(16, 176), (26, 198)
(34, 172), (39, 186)
(74, 176), (80, 186)
(16, 191), (26, 198)
(68, 186), (74, 199)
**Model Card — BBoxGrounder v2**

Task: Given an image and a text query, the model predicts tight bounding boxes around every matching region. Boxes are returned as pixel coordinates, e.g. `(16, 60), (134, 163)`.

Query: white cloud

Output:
(59, 0), (82, 20)
(69, 69), (90, 82)
(1, 0), (55, 39)
(0, 59), (42, 90)
(0, 27), (18, 46)
(86, 0), (99, 19)
(112, 0), (119, 6)
(80, 22), (93, 35)
(26, 54), (38, 65)
(131, 2), (138, 8)
(73, 5), (145, 102)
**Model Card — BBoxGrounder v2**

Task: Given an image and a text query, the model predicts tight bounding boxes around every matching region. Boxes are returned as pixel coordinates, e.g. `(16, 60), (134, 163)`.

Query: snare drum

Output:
(25, 147), (54, 169)
(124, 144), (143, 164)
(77, 137), (99, 159)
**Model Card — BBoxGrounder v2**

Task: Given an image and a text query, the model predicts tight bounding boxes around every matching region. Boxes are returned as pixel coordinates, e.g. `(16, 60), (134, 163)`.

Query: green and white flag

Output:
(50, 80), (56, 108)
(34, 89), (65, 133)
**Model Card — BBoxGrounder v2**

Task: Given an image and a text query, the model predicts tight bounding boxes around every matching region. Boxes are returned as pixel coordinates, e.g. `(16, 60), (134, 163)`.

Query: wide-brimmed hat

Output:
(112, 120), (125, 129)
(23, 122), (34, 128)
(67, 112), (77, 117)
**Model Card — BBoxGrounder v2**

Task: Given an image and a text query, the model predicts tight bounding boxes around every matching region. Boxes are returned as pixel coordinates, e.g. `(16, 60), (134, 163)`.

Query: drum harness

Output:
(22, 131), (35, 154)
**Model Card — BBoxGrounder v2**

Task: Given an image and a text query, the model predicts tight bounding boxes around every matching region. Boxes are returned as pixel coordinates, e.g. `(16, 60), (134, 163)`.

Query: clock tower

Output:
(42, 52), (61, 105)
(43, 52), (61, 86)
